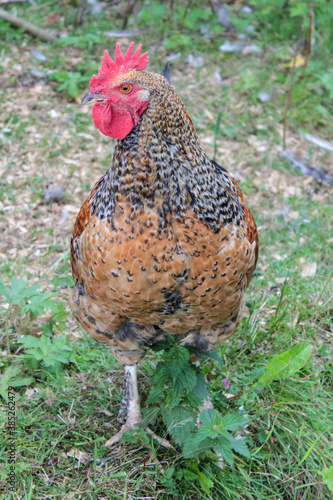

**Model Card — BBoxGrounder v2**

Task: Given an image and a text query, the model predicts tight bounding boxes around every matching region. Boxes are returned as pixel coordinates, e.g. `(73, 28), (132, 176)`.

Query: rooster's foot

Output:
(105, 426), (173, 449)
(106, 364), (174, 449)
(105, 420), (141, 447)
(144, 427), (174, 449)
(106, 364), (142, 447)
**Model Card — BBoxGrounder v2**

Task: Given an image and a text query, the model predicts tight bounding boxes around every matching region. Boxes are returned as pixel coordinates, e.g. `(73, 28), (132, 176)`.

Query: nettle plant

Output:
(0, 276), (73, 384)
(0, 276), (66, 339)
(123, 337), (252, 467)
(122, 337), (313, 478)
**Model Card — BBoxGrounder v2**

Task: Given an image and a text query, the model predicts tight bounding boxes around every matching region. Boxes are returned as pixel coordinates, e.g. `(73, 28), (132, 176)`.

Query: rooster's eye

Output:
(120, 84), (132, 93)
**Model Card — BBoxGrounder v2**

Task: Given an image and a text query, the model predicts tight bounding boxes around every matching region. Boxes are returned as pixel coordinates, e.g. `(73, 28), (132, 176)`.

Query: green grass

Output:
(1, 0), (333, 498)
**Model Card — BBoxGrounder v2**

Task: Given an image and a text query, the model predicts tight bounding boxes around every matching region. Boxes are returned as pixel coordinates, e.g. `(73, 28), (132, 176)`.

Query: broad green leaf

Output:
(199, 349), (223, 369)
(319, 466), (333, 492)
(257, 343), (312, 387)
(18, 336), (40, 348)
(186, 389), (205, 408)
(154, 344), (198, 401)
(193, 372), (210, 402)
(165, 34), (192, 49)
(214, 412), (223, 426)
(146, 384), (165, 405)
(9, 277), (30, 301)
(21, 293), (61, 316)
(142, 405), (160, 426)
(163, 406), (197, 445)
(69, 79), (80, 98)
(164, 467), (175, 480)
(19, 335), (74, 371)
(0, 276), (10, 299)
(214, 437), (234, 466)
(196, 469), (214, 495)
(221, 413), (250, 431)
(199, 409), (217, 425)
(165, 346), (190, 380)
(173, 367), (197, 397)
(183, 435), (211, 458)
(183, 470), (199, 481)
(51, 303), (67, 329)
(227, 434), (251, 459)
(152, 363), (168, 388)
(196, 423), (219, 440)
(166, 389), (182, 408)
(9, 278), (41, 305)
(0, 366), (33, 401)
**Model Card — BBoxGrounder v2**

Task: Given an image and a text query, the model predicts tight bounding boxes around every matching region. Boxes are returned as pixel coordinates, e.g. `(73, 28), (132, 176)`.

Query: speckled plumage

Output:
(70, 69), (258, 366)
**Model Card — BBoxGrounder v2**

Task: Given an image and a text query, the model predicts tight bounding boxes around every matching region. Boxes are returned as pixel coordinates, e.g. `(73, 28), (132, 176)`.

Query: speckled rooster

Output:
(70, 43), (258, 446)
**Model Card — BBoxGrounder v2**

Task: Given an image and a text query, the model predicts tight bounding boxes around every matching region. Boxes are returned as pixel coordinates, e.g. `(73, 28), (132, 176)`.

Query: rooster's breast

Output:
(70, 198), (257, 340)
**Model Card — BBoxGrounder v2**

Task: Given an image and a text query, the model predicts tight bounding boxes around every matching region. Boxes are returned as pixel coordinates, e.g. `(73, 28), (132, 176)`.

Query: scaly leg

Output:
(105, 364), (141, 447)
(105, 364), (174, 449)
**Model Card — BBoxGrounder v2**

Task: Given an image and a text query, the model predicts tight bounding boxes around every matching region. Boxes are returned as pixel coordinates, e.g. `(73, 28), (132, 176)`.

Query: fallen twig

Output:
(282, 150), (333, 186)
(103, 28), (149, 38)
(304, 134), (333, 153)
(0, 7), (57, 42)
(0, 0), (29, 4)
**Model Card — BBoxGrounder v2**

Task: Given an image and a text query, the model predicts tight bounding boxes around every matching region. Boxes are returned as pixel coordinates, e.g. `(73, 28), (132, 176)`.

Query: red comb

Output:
(90, 42), (149, 92)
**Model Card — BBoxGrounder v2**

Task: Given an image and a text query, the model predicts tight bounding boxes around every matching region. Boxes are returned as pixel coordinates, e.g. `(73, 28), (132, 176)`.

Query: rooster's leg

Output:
(117, 375), (132, 425)
(105, 364), (174, 449)
(105, 364), (142, 447)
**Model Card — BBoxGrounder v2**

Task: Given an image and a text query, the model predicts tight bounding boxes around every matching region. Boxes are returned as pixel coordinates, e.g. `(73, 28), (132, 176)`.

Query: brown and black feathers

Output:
(70, 68), (258, 365)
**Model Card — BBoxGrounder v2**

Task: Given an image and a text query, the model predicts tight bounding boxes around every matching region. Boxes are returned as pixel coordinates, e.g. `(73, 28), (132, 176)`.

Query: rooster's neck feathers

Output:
(90, 72), (244, 233)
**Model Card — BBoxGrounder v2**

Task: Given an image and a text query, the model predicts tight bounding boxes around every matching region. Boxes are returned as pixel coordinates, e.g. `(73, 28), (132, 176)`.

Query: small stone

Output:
(241, 6), (253, 14)
(187, 54), (205, 68)
(30, 69), (45, 78)
(257, 90), (272, 103)
(30, 49), (47, 62)
(43, 185), (64, 202)
(59, 209), (69, 225)
(104, 29), (143, 38)
(0, 133), (10, 144)
(164, 52), (181, 62)
(214, 71), (223, 82)
(217, 6), (234, 30)
(87, 0), (103, 15)
(220, 40), (243, 53)
(200, 23), (211, 37)
(242, 44), (262, 55)
(246, 25), (256, 34)
(49, 109), (60, 119)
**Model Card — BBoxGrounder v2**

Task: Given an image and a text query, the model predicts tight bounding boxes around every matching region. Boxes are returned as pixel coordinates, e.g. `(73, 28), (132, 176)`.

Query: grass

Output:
(0, 0), (332, 498)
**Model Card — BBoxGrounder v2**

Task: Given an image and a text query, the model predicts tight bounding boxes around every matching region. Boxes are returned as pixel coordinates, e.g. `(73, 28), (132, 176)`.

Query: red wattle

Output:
(92, 103), (134, 140)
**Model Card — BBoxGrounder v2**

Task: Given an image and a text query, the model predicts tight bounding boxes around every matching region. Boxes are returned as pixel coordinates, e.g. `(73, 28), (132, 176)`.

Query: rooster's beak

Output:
(81, 91), (107, 105)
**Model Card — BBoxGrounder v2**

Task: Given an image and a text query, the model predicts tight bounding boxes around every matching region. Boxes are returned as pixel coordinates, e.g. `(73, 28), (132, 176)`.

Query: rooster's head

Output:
(82, 42), (151, 140)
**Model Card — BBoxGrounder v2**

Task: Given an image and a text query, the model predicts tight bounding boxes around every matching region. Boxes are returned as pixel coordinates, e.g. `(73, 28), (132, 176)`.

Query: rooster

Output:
(70, 43), (258, 446)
